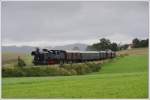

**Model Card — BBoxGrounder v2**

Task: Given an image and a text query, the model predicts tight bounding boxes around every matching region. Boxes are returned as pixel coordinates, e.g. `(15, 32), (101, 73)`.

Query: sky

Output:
(1, 1), (149, 47)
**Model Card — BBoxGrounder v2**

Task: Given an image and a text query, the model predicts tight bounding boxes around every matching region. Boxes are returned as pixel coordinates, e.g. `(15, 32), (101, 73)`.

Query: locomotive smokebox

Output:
(31, 51), (36, 56)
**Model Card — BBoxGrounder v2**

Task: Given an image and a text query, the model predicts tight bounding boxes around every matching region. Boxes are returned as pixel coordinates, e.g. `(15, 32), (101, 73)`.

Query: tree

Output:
(132, 38), (148, 48)
(99, 38), (111, 50)
(110, 43), (118, 51)
(86, 45), (96, 51)
(86, 46), (91, 51)
(132, 38), (140, 48)
(17, 56), (26, 67)
(139, 39), (148, 47)
(86, 38), (119, 51)
(119, 44), (129, 50)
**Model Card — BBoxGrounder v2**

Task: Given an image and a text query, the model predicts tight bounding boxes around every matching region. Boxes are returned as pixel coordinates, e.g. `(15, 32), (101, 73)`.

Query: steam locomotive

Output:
(31, 48), (116, 65)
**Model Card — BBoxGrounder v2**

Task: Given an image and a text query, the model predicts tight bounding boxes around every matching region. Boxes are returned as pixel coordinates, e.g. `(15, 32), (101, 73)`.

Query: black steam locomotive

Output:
(31, 48), (116, 65)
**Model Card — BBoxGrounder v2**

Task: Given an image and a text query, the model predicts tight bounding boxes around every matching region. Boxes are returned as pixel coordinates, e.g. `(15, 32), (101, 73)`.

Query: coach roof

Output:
(65, 50), (100, 53)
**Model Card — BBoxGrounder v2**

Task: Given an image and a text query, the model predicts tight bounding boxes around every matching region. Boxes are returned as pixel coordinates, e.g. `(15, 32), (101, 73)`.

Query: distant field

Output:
(2, 48), (148, 98)
(117, 47), (148, 55)
(2, 52), (33, 66)
(2, 52), (24, 64)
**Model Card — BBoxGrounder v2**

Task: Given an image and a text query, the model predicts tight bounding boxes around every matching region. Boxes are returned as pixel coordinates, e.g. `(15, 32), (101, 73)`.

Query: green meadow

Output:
(2, 48), (148, 98)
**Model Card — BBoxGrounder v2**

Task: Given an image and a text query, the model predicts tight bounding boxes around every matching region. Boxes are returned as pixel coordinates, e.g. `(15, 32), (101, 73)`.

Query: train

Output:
(31, 48), (116, 65)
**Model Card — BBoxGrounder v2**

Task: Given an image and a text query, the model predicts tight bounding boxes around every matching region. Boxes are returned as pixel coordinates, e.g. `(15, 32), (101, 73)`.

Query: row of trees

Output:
(132, 38), (148, 48)
(86, 38), (119, 51)
(86, 38), (148, 51)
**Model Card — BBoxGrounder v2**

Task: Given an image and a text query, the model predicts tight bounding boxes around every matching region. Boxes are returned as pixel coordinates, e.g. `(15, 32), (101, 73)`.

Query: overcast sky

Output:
(2, 1), (149, 47)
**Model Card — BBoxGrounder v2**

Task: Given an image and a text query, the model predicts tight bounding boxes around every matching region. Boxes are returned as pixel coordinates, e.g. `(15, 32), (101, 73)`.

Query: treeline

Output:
(87, 38), (119, 51)
(86, 38), (148, 51)
(132, 38), (148, 48)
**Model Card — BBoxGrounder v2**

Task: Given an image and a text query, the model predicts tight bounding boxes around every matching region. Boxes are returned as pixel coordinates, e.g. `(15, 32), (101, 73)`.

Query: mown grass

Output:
(99, 55), (148, 74)
(2, 49), (148, 98)
(2, 72), (148, 98)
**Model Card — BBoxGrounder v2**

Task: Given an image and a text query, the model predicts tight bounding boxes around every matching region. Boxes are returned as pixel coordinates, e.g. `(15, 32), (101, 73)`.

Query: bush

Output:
(45, 66), (60, 76)
(85, 63), (101, 72)
(58, 68), (72, 76)
(17, 57), (26, 67)
(69, 69), (77, 75)
(2, 62), (102, 77)
(23, 67), (46, 76)
(73, 64), (90, 75)
(2, 67), (24, 77)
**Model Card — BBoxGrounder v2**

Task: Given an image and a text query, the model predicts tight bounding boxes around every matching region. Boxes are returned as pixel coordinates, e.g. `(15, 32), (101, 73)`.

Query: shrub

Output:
(58, 68), (72, 76)
(73, 65), (84, 75)
(45, 66), (60, 76)
(17, 57), (26, 67)
(69, 69), (77, 75)
(2, 62), (102, 77)
(85, 62), (101, 72)
(23, 67), (46, 76)
(2, 67), (23, 77)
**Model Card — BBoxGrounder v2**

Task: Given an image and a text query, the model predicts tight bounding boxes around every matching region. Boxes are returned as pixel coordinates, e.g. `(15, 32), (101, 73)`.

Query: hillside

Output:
(2, 43), (88, 53)
(53, 43), (87, 51)
(2, 48), (148, 98)
(2, 46), (35, 53)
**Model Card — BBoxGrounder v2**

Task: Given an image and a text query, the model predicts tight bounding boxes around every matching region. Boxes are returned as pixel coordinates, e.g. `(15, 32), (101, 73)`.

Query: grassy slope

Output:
(2, 48), (148, 98)
(100, 55), (148, 74)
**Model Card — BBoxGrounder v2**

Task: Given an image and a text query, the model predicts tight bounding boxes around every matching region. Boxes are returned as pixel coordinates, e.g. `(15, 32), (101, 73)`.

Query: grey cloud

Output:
(2, 1), (149, 46)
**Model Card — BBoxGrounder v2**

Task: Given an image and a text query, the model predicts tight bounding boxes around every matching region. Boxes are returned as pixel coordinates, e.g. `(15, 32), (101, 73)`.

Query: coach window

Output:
(57, 51), (60, 55)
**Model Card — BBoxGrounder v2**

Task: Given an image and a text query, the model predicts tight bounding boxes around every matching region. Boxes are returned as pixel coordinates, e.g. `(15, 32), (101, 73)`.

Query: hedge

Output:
(2, 63), (101, 77)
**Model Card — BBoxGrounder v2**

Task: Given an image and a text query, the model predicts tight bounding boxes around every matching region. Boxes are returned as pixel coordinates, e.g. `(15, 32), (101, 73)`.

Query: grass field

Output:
(2, 48), (148, 98)
(2, 52), (33, 67)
